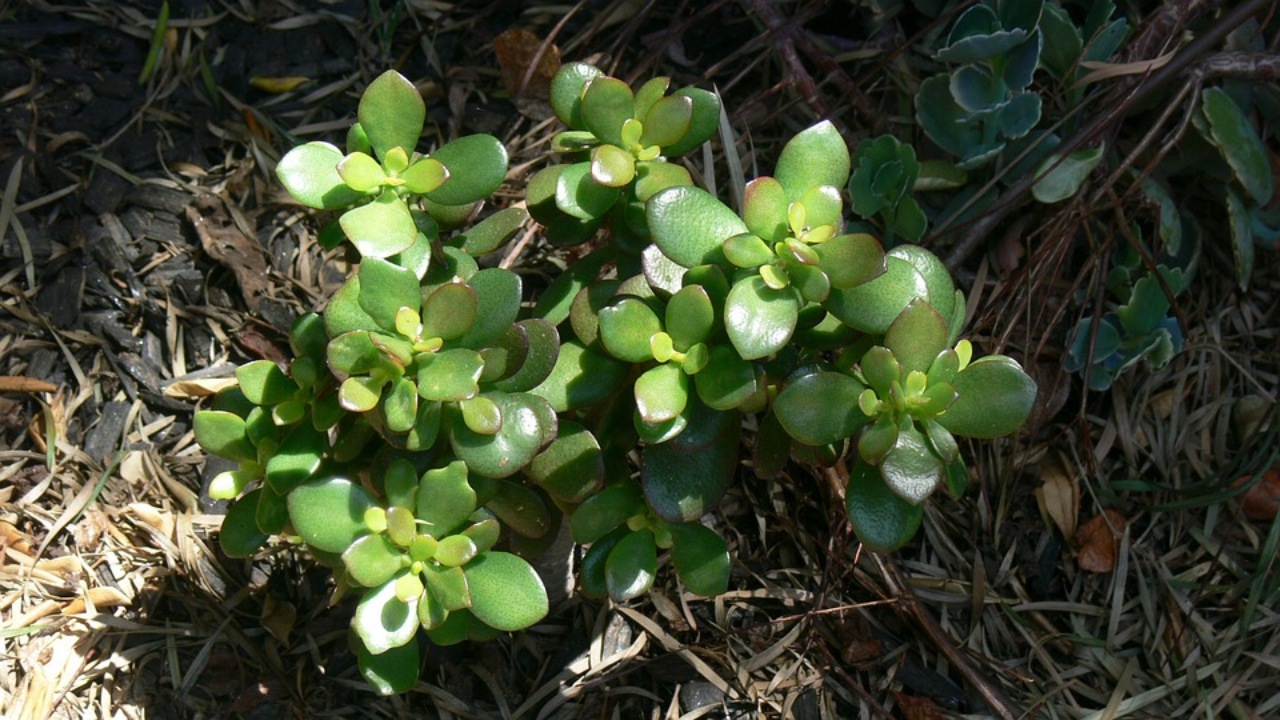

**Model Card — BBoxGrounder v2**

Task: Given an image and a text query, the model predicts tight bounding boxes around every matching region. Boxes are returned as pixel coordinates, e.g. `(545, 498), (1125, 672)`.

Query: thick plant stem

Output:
(870, 552), (1023, 720)
(942, 0), (1273, 271)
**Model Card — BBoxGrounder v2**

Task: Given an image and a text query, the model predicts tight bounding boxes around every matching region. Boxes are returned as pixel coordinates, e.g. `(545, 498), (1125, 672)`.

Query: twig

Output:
(942, 0), (1272, 271)
(870, 552), (1024, 720)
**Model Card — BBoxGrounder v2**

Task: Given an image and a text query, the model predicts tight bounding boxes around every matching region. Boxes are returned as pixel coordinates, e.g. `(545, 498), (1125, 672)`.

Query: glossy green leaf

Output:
(359, 70), (425, 163)
(774, 371), (869, 446)
(287, 477), (375, 553)
(417, 461), (476, 538)
(460, 395), (502, 435)
(580, 526), (628, 599)
(742, 177), (789, 242)
(396, 157), (447, 196)
(647, 186), (744, 268)
(434, 534), (478, 567)
(668, 522), (729, 596)
(450, 392), (552, 478)
(634, 160), (693, 203)
(194, 410), (255, 463)
(598, 297), (661, 363)
(884, 299), (949, 375)
(570, 483), (644, 544)
(816, 233), (886, 290)
(423, 134), (509, 206)
(218, 490), (270, 558)
(1226, 188), (1255, 292)
(845, 458), (923, 552)
(774, 121), (851, 200)
(635, 363), (689, 424)
(416, 349), (483, 402)
(642, 401), (740, 522)
(640, 94), (693, 148)
(938, 355), (1036, 438)
(880, 423), (944, 504)
(550, 62), (603, 128)
(422, 563), (471, 611)
(323, 276), (381, 337)
(606, 529), (657, 602)
(724, 277), (800, 360)
(337, 151), (386, 193)
(486, 480), (550, 539)
(235, 360), (296, 407)
(1202, 87), (1273, 204)
(665, 285), (715, 350)
(343, 533), (405, 588)
(339, 375), (383, 412)
(641, 244), (688, 296)
(276, 142), (366, 209)
(527, 421), (603, 503)
(826, 256), (930, 334)
(357, 634), (420, 695)
(465, 551), (549, 631)
(530, 339), (628, 412)
(457, 269), (522, 349)
(662, 87), (722, 156)
(554, 161), (620, 221)
(915, 75), (980, 159)
(492, 319), (561, 393)
(723, 233), (775, 269)
(449, 207), (526, 257)
(581, 76), (635, 147)
(264, 423), (326, 494)
(694, 345), (757, 410)
(340, 190), (418, 259)
(885, 245), (955, 324)
(1032, 145), (1105, 203)
(590, 144), (636, 187)
(358, 257), (421, 331)
(353, 574), (419, 655)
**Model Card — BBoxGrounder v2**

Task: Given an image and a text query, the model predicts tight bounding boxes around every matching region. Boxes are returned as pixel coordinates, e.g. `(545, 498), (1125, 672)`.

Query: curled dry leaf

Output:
(1073, 508), (1127, 573)
(1035, 449), (1079, 538)
(1234, 469), (1280, 522)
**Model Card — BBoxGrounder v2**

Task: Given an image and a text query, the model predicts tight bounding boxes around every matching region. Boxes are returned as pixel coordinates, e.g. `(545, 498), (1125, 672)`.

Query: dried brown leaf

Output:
(493, 28), (560, 100)
(1035, 450), (1079, 538)
(1073, 509), (1127, 573)
(892, 691), (943, 720)
(1236, 469), (1280, 521)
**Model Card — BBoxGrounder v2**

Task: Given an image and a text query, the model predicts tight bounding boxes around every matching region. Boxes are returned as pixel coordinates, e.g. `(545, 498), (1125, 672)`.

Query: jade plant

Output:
(195, 63), (1036, 695)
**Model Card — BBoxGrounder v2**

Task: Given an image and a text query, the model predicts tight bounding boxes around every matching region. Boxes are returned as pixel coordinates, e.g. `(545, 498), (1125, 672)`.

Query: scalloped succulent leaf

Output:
(359, 257), (421, 331)
(194, 410), (256, 463)
(417, 461), (476, 538)
(640, 94), (694, 148)
(884, 299), (949, 375)
(421, 282), (478, 341)
(343, 533), (404, 588)
(581, 76), (635, 147)
(550, 62), (604, 128)
(598, 297), (662, 363)
(662, 87), (722, 156)
(450, 392), (554, 478)
(634, 363), (689, 424)
(826, 256), (930, 334)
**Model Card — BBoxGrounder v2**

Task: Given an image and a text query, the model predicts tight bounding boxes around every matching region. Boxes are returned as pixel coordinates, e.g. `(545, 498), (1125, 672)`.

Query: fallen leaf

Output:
(1073, 509), (1127, 573)
(1035, 450), (1079, 538)
(493, 28), (561, 100)
(1234, 469), (1280, 521)
(163, 377), (239, 398)
(0, 375), (58, 393)
(61, 586), (132, 615)
(892, 692), (943, 720)
(250, 76), (309, 93)
(187, 195), (270, 312)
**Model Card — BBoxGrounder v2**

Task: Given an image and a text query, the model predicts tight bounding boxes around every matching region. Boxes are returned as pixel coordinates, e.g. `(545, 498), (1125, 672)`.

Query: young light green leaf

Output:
(359, 70), (425, 163)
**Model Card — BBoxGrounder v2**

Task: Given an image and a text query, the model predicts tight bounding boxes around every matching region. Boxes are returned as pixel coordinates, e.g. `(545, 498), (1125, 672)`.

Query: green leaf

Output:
(530, 340), (629, 412)
(640, 94), (693, 148)
(632, 76), (671, 124)
(340, 375), (383, 412)
(571, 482), (644, 544)
(434, 534), (478, 567)
(694, 345), (758, 411)
(324, 276), (381, 337)
(665, 285), (715, 350)
(357, 634), (420, 695)
(359, 257), (421, 331)
(606, 529), (657, 602)
(634, 160), (693, 203)
(550, 62), (603, 128)
(263, 423), (326, 494)
(816, 233), (886, 290)
(422, 563), (471, 611)
(647, 186), (744, 267)
(288, 477), (376, 553)
(1032, 145), (1105, 203)
(580, 526), (628, 598)
(635, 363), (689, 424)
(492, 319), (561, 393)
(826, 256), (929, 335)
(938, 355), (1037, 438)
(598, 297), (661, 363)
(415, 283), (476, 342)
(353, 574), (419, 655)
(450, 393), (553, 478)
(1202, 87), (1273, 204)
(884, 299), (949, 375)
(642, 400), (740, 522)
(340, 190), (418, 259)
(465, 552), (549, 631)
(668, 522), (729, 596)
(774, 371), (869, 445)
(527, 421), (604, 503)
(457, 268), (522, 349)
(218, 489), (270, 558)
(194, 410), (255, 463)
(485, 480), (550, 539)
(581, 76), (635, 147)
(722, 233), (775, 269)
(276, 142), (366, 209)
(914, 75), (980, 159)
(343, 533), (405, 588)
(1226, 188), (1255, 292)
(662, 87), (722, 157)
(555, 161), (620, 220)
(452, 207), (527, 256)
(426, 134), (509, 206)
(845, 458), (923, 552)
(337, 151), (387, 193)
(590, 144), (636, 187)
(400, 156), (448, 194)
(359, 70), (425, 162)
(459, 395), (502, 434)
(880, 423), (944, 504)
(724, 277), (800, 360)
(741, 178), (787, 242)
(417, 461), (476, 538)
(774, 121), (851, 200)
(885, 245), (956, 324)
(416, 349), (483, 402)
